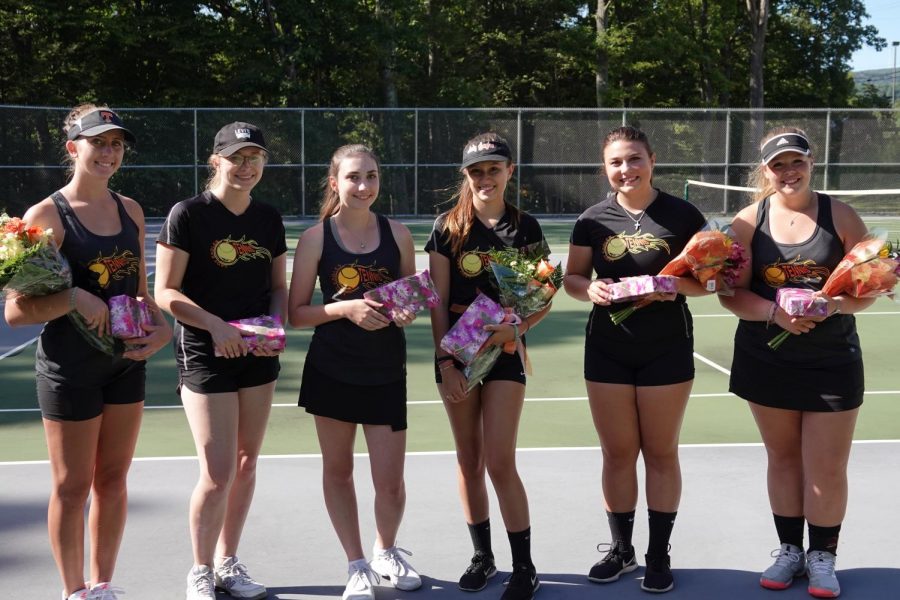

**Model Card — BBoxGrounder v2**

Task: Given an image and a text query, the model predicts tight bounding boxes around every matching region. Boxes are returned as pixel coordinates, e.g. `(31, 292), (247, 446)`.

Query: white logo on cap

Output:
(776, 137), (790, 146)
(465, 141), (498, 155)
(235, 128), (252, 140)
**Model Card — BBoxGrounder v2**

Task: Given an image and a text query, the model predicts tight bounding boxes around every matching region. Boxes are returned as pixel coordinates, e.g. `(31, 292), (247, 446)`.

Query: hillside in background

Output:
(853, 68), (895, 97)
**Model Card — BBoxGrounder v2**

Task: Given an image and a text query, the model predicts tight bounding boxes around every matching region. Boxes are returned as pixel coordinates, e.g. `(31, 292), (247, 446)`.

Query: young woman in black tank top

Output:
(720, 127), (875, 598)
(288, 145), (422, 600)
(4, 104), (171, 600)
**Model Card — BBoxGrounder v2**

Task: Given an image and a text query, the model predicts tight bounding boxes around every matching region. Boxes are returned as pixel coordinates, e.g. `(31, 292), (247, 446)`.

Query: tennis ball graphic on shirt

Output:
(89, 263), (110, 287)
(460, 252), (483, 276)
(337, 266), (360, 290)
(214, 241), (238, 265)
(603, 236), (627, 260)
(764, 266), (786, 287)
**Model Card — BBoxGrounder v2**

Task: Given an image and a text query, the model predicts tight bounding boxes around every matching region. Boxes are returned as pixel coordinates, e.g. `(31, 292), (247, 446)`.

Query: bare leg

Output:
(636, 381), (692, 512)
(480, 380), (529, 532)
(586, 382), (640, 512)
(315, 416), (365, 561)
(364, 424), (407, 551)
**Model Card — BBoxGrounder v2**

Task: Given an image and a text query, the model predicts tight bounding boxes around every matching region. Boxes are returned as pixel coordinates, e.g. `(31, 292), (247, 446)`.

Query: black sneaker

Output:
(588, 543), (638, 583)
(459, 552), (497, 592)
(640, 553), (674, 593)
(501, 563), (540, 600)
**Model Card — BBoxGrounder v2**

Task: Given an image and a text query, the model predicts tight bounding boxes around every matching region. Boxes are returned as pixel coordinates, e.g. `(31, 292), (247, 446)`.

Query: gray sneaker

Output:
(759, 543), (806, 590)
(214, 556), (267, 599)
(807, 550), (840, 598)
(186, 565), (216, 600)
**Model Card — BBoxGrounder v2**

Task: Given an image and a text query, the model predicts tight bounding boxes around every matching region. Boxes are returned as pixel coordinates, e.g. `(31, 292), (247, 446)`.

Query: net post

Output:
(684, 180), (690, 203)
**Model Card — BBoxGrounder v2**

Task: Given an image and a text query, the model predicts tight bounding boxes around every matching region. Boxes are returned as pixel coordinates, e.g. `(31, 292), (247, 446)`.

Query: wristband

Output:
(512, 323), (519, 341)
(436, 355), (454, 365)
(68, 287), (78, 312)
(765, 301), (777, 328)
(439, 362), (456, 372)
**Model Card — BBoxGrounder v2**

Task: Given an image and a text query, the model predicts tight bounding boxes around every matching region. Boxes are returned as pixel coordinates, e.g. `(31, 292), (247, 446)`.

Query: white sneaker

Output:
(62, 589), (90, 600)
(89, 582), (125, 599)
(370, 546), (423, 591)
(214, 556), (267, 599)
(186, 565), (216, 600)
(343, 562), (378, 600)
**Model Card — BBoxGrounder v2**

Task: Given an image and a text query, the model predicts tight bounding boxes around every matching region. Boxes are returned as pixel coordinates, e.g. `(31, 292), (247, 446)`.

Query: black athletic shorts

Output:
(584, 334), (694, 386)
(730, 345), (864, 412)
(434, 350), (526, 386)
(177, 353), (280, 396)
(37, 362), (146, 421)
(300, 361), (407, 431)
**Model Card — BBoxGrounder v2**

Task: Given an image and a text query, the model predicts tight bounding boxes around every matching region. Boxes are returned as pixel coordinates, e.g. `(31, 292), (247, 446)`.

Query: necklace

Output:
(620, 205), (646, 231)
(338, 212), (372, 249)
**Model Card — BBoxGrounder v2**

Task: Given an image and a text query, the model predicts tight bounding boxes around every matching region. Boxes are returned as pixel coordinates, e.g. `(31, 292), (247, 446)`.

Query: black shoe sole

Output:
(640, 581), (674, 593)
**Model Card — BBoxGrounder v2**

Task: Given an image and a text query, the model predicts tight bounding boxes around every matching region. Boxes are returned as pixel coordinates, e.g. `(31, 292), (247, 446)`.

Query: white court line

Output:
(4, 390), (900, 414)
(5, 438), (900, 467)
(693, 351), (732, 376)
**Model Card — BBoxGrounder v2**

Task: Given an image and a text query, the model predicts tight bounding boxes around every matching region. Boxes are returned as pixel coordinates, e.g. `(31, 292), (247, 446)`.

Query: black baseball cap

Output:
(66, 109), (136, 144)
(761, 133), (811, 164)
(460, 137), (513, 170)
(214, 122), (268, 156)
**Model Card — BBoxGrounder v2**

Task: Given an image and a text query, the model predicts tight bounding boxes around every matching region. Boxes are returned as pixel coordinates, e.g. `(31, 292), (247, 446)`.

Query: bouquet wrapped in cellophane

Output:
(1, 213), (123, 355)
(363, 269), (441, 320)
(769, 234), (899, 350)
(448, 240), (563, 391)
(610, 227), (747, 325)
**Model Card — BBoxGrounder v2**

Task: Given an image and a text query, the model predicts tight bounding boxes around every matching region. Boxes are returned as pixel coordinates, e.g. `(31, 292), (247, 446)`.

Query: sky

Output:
(850, 0), (900, 72)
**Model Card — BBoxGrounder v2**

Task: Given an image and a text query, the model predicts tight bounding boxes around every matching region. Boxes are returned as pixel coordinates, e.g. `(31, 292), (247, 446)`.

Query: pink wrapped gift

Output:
(607, 275), (678, 303)
(215, 315), (286, 356)
(363, 270), (441, 320)
(439, 293), (504, 365)
(776, 287), (828, 317)
(108, 295), (154, 339)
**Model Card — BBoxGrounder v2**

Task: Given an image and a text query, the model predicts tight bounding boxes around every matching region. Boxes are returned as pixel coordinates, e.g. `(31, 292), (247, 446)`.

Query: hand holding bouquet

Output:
(610, 227), (747, 325)
(768, 235), (899, 350)
(1, 213), (71, 297)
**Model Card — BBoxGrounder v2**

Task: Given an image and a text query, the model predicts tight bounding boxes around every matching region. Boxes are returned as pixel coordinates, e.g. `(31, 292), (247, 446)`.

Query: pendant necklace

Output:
(620, 204), (645, 231)
(339, 212), (372, 249)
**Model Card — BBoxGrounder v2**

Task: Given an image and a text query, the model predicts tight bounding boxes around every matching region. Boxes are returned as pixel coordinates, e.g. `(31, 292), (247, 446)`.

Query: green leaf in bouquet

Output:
(67, 311), (124, 356)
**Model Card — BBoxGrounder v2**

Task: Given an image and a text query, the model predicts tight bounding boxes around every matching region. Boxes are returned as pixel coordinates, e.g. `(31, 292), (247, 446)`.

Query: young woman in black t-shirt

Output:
(288, 145), (421, 600)
(5, 104), (171, 600)
(719, 127), (873, 598)
(564, 127), (710, 594)
(155, 122), (286, 600)
(425, 133), (549, 600)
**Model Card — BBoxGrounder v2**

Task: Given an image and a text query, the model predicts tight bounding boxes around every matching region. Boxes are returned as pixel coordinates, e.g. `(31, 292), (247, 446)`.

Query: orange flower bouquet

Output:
(610, 228), (746, 325)
(768, 235), (899, 350)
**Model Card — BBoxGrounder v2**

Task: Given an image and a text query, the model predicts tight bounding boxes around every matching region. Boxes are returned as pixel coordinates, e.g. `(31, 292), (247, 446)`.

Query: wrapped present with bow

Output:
(215, 314), (286, 356)
(774, 287), (829, 317)
(607, 275), (678, 303)
(439, 293), (505, 366)
(363, 269), (441, 320)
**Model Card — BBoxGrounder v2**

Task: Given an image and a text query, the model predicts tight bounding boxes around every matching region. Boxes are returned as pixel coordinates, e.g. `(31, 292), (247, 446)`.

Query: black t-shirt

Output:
(736, 193), (861, 367)
(425, 209), (546, 311)
(157, 191), (287, 353)
(570, 190), (707, 342)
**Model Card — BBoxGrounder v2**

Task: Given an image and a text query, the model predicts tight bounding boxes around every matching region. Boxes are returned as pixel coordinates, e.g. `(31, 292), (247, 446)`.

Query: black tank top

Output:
(735, 193), (861, 367)
(36, 191), (143, 381)
(305, 214), (406, 385)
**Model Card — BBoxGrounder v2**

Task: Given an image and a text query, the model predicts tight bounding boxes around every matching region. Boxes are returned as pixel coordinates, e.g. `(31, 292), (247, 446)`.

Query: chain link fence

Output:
(2, 106), (898, 218)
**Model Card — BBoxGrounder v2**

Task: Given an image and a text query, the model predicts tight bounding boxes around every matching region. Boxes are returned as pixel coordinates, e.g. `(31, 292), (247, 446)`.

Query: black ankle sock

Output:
(607, 510), (636, 552)
(647, 509), (677, 557)
(773, 514), (805, 548)
(808, 523), (841, 555)
(507, 527), (533, 567)
(468, 519), (493, 557)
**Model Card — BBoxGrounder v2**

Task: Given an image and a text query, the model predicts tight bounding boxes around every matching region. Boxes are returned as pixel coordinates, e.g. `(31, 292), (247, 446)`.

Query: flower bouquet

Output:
(363, 269), (441, 320)
(1, 214), (124, 355)
(215, 314), (286, 356)
(768, 235), (899, 350)
(609, 228), (747, 325)
(441, 240), (563, 391)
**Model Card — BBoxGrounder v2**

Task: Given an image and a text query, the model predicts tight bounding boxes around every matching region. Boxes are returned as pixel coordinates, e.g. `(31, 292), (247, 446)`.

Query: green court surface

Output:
(2, 291), (898, 462)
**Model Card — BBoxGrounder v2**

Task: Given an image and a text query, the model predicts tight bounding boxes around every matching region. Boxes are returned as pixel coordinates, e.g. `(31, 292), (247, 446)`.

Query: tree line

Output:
(0, 0), (889, 110)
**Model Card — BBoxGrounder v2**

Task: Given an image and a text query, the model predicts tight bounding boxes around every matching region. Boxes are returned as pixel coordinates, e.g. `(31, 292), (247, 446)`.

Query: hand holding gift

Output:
(214, 314), (286, 357)
(439, 293), (506, 366)
(363, 269), (441, 323)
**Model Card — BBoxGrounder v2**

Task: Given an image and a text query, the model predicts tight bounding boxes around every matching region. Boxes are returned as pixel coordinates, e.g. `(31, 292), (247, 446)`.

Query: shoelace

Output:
(348, 565), (381, 591)
(807, 554), (836, 576)
(190, 570), (215, 594)
(380, 547), (414, 575)
(769, 546), (803, 567)
(221, 560), (258, 584)
(595, 542), (627, 561)
(90, 585), (125, 599)
(465, 553), (492, 574)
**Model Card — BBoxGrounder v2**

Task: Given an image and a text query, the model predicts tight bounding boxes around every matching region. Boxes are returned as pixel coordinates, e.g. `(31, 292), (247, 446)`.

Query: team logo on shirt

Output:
(458, 251), (491, 277)
(602, 232), (671, 261)
(762, 257), (830, 287)
(210, 235), (272, 267)
(87, 248), (140, 288)
(331, 262), (392, 294)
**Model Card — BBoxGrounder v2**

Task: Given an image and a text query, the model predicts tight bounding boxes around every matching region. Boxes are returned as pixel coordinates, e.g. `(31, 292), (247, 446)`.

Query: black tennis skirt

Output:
(299, 361), (408, 431)
(729, 345), (864, 412)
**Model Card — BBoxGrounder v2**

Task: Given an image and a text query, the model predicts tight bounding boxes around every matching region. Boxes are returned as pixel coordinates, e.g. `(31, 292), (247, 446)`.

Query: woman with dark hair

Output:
(564, 126), (710, 594)
(155, 122), (286, 600)
(720, 127), (872, 598)
(5, 103), (171, 600)
(288, 144), (421, 600)
(426, 132), (549, 600)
